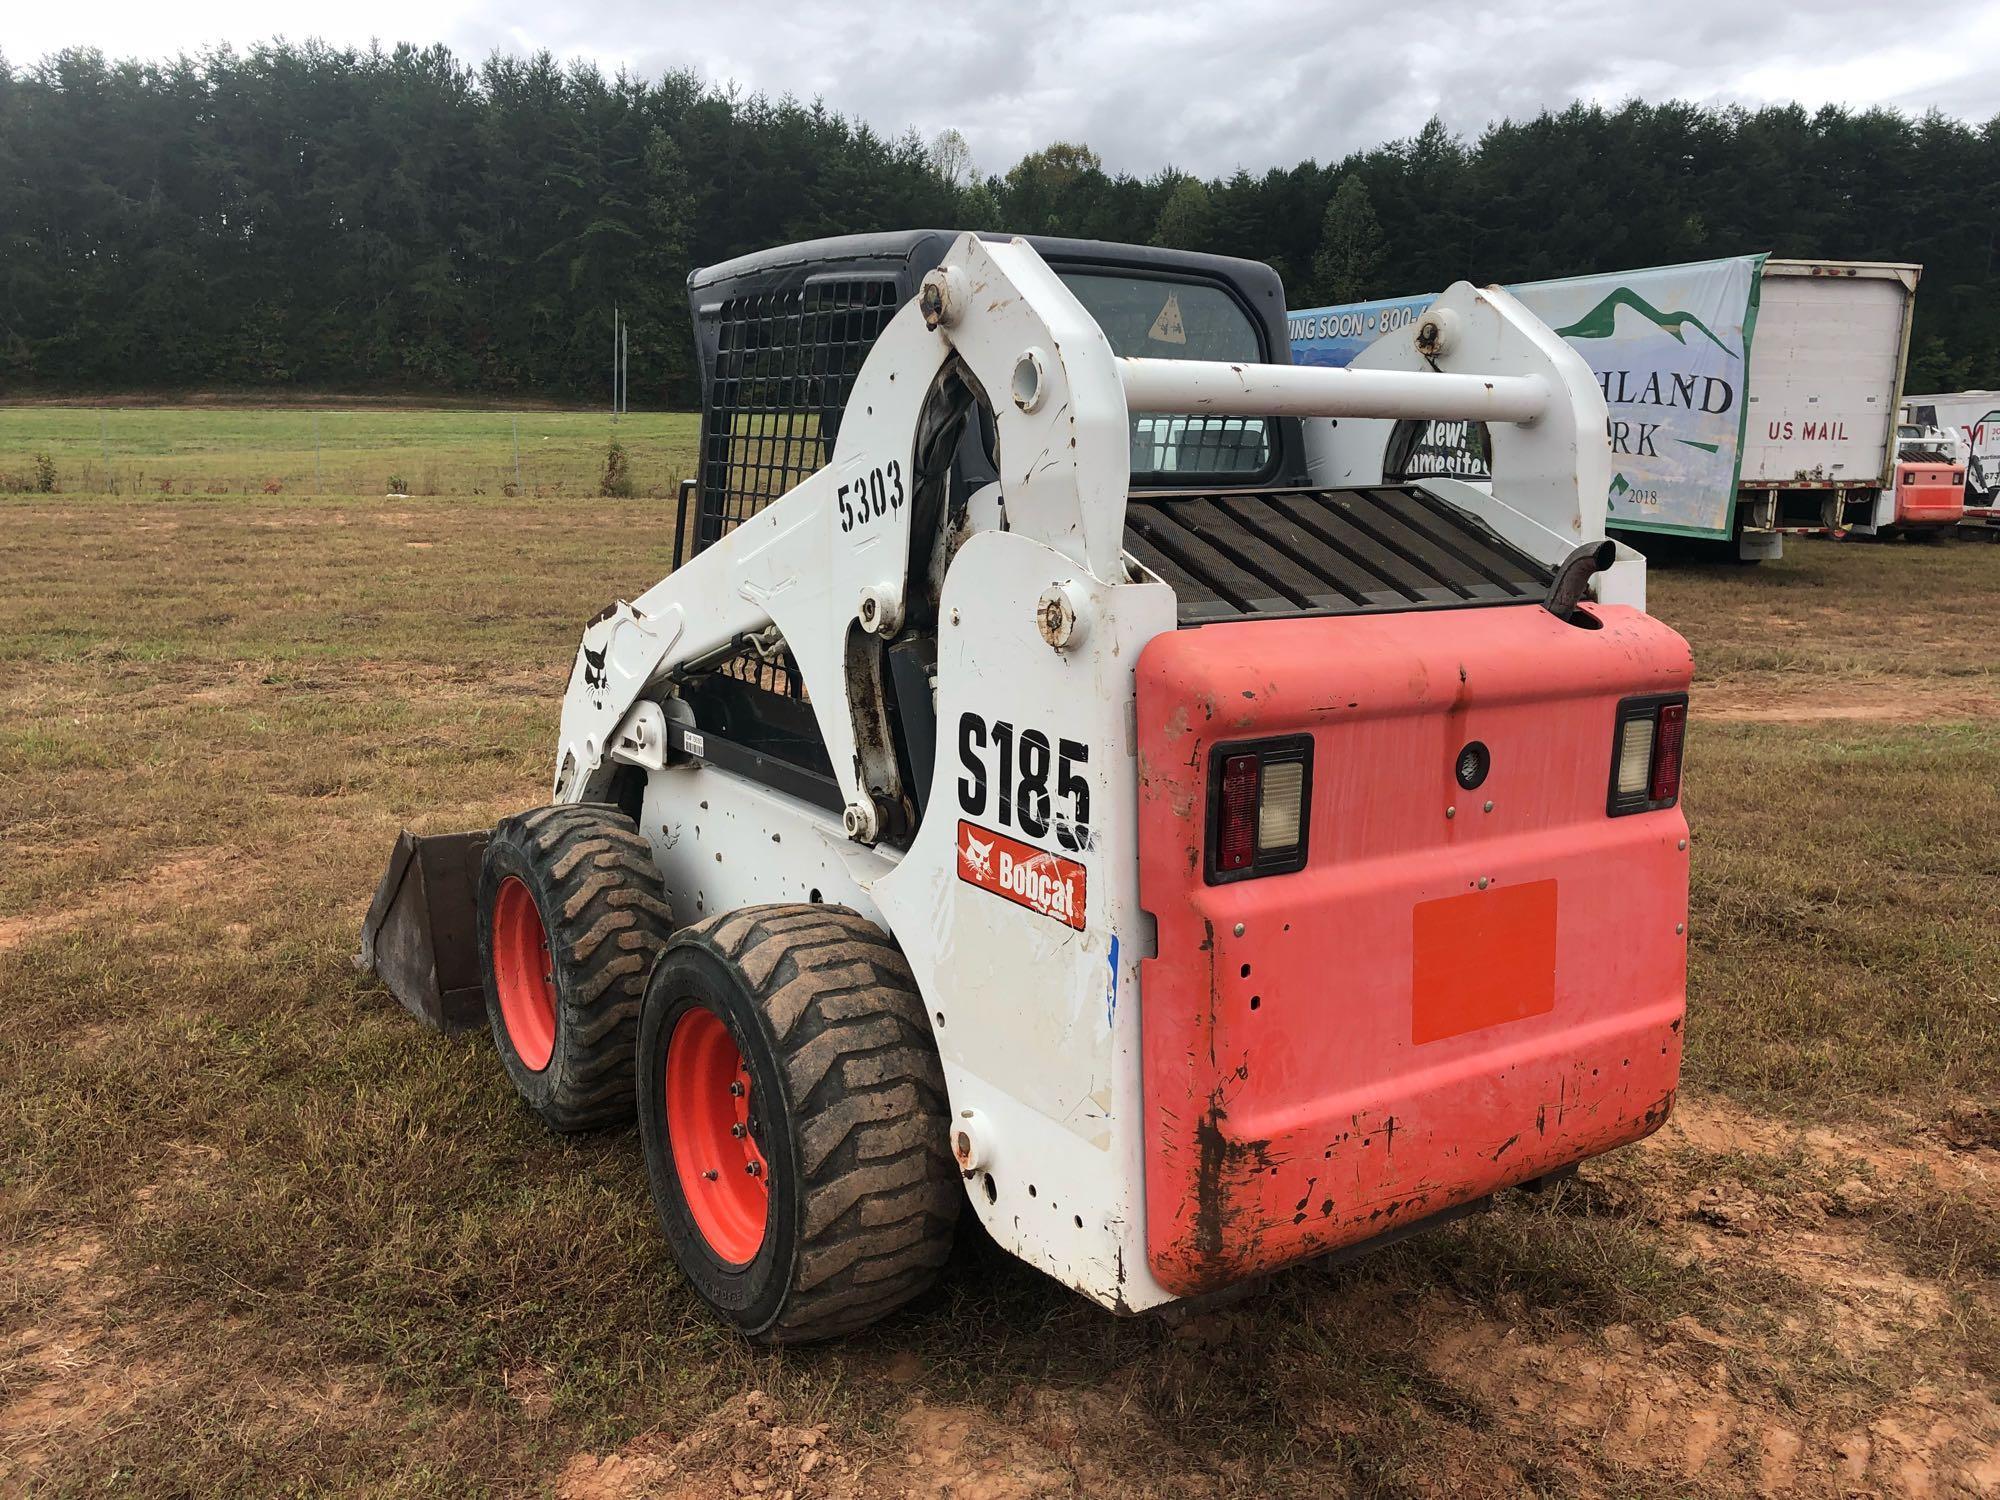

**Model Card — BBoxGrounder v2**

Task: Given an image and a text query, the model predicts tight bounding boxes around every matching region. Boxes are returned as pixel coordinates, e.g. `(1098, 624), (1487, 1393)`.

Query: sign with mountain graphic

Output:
(1551, 288), (1736, 353)
(1289, 255), (1763, 538)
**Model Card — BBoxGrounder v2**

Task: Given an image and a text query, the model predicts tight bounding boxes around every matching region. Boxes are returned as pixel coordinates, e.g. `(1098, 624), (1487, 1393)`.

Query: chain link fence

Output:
(0, 406), (702, 500)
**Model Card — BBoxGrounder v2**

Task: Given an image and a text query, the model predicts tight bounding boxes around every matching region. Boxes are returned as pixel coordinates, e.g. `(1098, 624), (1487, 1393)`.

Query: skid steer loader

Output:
(360, 230), (1693, 1341)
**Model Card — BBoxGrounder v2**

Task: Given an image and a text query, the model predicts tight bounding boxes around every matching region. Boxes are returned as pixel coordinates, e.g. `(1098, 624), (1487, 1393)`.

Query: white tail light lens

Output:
(1614, 718), (1655, 799)
(1258, 760), (1305, 850)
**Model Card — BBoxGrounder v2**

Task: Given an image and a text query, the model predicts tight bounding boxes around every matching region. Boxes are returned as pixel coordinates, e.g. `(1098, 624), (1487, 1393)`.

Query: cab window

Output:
(1057, 273), (1272, 482)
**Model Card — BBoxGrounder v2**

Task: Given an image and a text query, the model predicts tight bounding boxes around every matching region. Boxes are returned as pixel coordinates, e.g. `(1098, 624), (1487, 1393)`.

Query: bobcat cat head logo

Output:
(581, 644), (608, 694)
(959, 828), (994, 880)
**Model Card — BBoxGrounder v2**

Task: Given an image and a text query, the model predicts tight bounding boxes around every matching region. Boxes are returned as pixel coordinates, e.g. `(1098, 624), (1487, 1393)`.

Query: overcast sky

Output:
(7, 1), (1999, 178)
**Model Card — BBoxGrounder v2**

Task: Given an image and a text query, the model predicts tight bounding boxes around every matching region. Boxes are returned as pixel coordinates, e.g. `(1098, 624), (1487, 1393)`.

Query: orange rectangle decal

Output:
(956, 820), (1087, 931)
(1411, 879), (1558, 1044)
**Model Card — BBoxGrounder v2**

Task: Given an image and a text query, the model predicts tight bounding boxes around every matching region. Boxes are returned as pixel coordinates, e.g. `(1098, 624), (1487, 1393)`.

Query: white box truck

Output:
(1290, 257), (1920, 559)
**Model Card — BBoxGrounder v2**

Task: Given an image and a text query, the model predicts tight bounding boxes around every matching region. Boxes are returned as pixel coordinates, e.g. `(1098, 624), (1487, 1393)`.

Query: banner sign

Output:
(1288, 256), (1764, 538)
(1288, 296), (1435, 370)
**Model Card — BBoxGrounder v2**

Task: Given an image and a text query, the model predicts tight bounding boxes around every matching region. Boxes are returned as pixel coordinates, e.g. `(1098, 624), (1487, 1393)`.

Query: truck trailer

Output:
(1291, 257), (1920, 560)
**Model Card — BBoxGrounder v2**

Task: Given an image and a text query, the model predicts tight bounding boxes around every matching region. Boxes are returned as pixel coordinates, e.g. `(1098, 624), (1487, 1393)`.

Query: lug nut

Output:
(730, 1123), (746, 1138)
(729, 1081), (745, 1097)
(745, 1161), (762, 1177)
(702, 1169), (718, 1181)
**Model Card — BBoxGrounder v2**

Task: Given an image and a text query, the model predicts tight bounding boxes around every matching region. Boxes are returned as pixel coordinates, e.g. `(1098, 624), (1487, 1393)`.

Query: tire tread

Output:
(673, 904), (958, 1342)
(485, 803), (672, 1132)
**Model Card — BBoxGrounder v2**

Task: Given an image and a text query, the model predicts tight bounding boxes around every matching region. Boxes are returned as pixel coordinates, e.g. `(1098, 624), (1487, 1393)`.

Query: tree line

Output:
(2, 42), (1996, 403)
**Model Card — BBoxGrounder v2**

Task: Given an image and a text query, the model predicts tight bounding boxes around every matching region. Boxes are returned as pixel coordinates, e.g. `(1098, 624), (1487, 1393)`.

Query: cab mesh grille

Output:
(694, 278), (899, 556)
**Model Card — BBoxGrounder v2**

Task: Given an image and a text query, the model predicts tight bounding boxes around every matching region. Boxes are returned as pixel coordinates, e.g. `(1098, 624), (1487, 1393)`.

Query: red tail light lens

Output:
(1649, 702), (1686, 802)
(1216, 754), (1259, 873)
(1205, 737), (1314, 884)
(1608, 694), (1689, 815)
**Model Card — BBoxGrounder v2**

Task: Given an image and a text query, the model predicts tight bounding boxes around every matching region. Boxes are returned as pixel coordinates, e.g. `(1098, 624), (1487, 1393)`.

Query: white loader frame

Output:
(549, 234), (1625, 1311)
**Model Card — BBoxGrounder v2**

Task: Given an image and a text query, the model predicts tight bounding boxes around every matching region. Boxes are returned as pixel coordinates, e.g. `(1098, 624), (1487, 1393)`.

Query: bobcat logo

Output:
(581, 644), (608, 704)
(959, 827), (994, 881)
(954, 818), (1088, 931)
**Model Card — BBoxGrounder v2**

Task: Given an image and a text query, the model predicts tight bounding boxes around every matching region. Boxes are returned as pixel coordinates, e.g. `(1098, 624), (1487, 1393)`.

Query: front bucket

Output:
(356, 829), (490, 1030)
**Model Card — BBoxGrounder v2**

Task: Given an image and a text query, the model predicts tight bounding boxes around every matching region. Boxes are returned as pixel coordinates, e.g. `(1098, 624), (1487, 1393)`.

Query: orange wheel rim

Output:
(492, 876), (557, 1072)
(665, 1006), (770, 1264)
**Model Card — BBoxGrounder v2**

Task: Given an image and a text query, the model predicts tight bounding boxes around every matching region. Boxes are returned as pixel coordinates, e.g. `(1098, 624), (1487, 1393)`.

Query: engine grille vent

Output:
(1122, 484), (1555, 624)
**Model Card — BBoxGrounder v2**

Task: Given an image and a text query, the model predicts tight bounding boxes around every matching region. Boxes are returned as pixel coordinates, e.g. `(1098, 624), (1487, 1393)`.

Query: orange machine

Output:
(363, 231), (1695, 1342)
(1887, 426), (1967, 534)
(1892, 460), (1966, 530)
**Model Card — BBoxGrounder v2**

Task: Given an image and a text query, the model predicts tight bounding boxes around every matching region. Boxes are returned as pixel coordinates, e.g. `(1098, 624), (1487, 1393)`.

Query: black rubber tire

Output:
(477, 804), (674, 1132)
(636, 904), (960, 1343)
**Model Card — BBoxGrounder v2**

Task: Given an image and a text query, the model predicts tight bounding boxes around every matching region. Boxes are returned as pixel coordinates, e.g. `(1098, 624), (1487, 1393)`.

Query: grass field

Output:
(0, 406), (703, 500)
(2, 466), (1997, 1495)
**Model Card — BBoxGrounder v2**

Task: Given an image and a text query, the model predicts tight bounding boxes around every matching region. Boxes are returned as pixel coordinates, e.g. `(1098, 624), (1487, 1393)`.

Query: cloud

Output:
(9, 0), (1999, 177)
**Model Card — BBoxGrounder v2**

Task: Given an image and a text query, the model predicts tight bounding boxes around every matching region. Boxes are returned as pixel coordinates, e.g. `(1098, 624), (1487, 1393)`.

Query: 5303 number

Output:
(838, 459), (904, 533)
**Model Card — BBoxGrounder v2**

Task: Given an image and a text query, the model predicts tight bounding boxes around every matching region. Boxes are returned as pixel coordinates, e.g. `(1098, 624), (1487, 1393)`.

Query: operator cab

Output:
(675, 229), (1308, 570)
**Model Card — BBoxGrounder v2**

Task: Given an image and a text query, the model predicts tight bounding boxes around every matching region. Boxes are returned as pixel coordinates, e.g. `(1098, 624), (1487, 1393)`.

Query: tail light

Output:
(1608, 694), (1688, 815)
(1954, 470), (1965, 484)
(1205, 736), (1313, 884)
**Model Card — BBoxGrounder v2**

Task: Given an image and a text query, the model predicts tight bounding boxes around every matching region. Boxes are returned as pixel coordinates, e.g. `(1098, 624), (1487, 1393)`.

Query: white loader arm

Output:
(552, 233), (1137, 831)
(552, 239), (1630, 831)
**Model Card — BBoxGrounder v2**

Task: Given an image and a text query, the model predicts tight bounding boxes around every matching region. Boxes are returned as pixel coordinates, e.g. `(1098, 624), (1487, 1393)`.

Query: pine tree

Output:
(1311, 177), (1386, 304)
(1151, 177), (1213, 250)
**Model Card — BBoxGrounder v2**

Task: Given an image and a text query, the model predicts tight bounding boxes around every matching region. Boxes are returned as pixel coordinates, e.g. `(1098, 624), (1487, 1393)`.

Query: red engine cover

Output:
(1136, 603), (1694, 1296)
(1894, 461), (1966, 527)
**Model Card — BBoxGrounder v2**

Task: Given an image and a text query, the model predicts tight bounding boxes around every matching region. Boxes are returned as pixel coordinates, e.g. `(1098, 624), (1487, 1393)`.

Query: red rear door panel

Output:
(1895, 462), (1966, 526)
(1136, 603), (1693, 1296)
